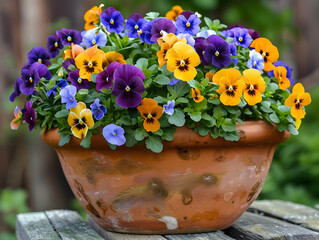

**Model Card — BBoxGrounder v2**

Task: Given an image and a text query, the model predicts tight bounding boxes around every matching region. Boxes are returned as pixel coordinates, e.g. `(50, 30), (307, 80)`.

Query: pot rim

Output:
(42, 120), (290, 150)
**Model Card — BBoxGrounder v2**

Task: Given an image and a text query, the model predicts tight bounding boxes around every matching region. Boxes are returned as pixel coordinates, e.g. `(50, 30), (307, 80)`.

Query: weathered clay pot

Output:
(42, 120), (289, 234)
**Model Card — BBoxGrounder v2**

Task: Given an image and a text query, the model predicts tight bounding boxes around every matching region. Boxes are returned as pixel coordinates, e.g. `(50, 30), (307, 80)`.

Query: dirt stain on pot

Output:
(247, 180), (262, 202)
(96, 198), (108, 215)
(190, 210), (219, 222)
(177, 148), (200, 160)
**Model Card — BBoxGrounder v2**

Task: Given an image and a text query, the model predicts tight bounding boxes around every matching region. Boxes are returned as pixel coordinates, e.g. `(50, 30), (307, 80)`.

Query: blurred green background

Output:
(1, 0), (319, 238)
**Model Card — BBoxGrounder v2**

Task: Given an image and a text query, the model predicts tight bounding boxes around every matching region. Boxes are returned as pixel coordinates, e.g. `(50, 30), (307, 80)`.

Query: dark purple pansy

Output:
(27, 47), (51, 66)
(203, 35), (231, 69)
(22, 62), (52, 80)
(68, 70), (90, 90)
(47, 34), (63, 58)
(248, 29), (260, 40)
(9, 78), (22, 102)
(56, 28), (82, 46)
(111, 65), (145, 108)
(140, 19), (157, 44)
(24, 100), (35, 131)
(150, 18), (176, 42)
(100, 7), (124, 33)
(229, 43), (238, 65)
(61, 58), (76, 73)
(194, 37), (210, 66)
(126, 13), (147, 38)
(175, 13), (201, 36)
(96, 62), (121, 91)
(268, 61), (294, 85)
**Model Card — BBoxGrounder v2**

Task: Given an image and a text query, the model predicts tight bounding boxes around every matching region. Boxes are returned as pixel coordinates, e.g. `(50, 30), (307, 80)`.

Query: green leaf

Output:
(145, 12), (160, 20)
(145, 135), (163, 153)
(204, 17), (213, 28)
(189, 112), (201, 122)
(213, 106), (227, 119)
(136, 58), (148, 70)
(91, 73), (98, 83)
(48, 63), (60, 70)
(162, 127), (176, 141)
(198, 125), (211, 136)
(221, 118), (237, 132)
(224, 131), (240, 141)
(142, 69), (152, 79)
(244, 108), (253, 115)
(168, 109), (185, 127)
(287, 124), (299, 135)
(78, 89), (89, 95)
(153, 96), (166, 104)
(176, 97), (188, 104)
(55, 109), (69, 118)
(116, 115), (132, 126)
(135, 128), (148, 141)
(269, 113), (280, 123)
(125, 129), (137, 147)
(153, 74), (170, 85)
(58, 134), (71, 147)
(80, 131), (92, 149)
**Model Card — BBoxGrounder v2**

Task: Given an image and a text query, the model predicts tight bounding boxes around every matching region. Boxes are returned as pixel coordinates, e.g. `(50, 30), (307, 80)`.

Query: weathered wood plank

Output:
(87, 216), (167, 240)
(165, 231), (235, 240)
(224, 212), (319, 240)
(45, 210), (103, 240)
(16, 212), (60, 240)
(250, 200), (319, 232)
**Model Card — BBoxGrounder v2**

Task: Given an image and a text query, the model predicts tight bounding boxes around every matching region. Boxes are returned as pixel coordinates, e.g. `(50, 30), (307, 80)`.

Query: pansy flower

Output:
(63, 44), (84, 60)
(204, 35), (231, 69)
(166, 42), (200, 81)
(68, 70), (90, 90)
(10, 106), (22, 130)
(273, 66), (291, 90)
(60, 85), (77, 109)
(84, 4), (104, 30)
(111, 64), (146, 108)
(176, 11), (201, 36)
(100, 7), (124, 33)
(247, 50), (264, 72)
(103, 124), (126, 146)
(47, 34), (63, 58)
(9, 78), (22, 102)
(137, 98), (163, 132)
(126, 13), (147, 38)
(67, 102), (94, 139)
(90, 98), (107, 120)
(228, 27), (252, 48)
(150, 18), (176, 42)
(194, 38), (210, 66)
(102, 51), (126, 69)
(140, 19), (157, 44)
(268, 61), (294, 85)
(27, 47), (51, 66)
(163, 100), (175, 115)
(24, 100), (36, 131)
(224, 25), (260, 40)
(96, 62), (121, 91)
(229, 43), (238, 66)
(191, 88), (204, 103)
(56, 28), (82, 46)
(213, 68), (244, 106)
(165, 5), (183, 21)
(47, 79), (68, 97)
(81, 29), (107, 48)
(75, 45), (104, 81)
(205, 72), (214, 81)
(250, 37), (279, 71)
(242, 69), (265, 106)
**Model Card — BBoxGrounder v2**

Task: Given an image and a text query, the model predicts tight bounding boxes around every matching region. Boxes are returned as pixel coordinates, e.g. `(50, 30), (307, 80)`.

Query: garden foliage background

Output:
(0, 0), (319, 238)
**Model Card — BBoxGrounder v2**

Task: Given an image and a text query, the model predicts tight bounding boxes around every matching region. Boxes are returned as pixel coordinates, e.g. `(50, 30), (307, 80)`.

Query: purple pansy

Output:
(203, 35), (231, 69)
(81, 29), (107, 48)
(56, 28), (82, 46)
(90, 99), (107, 120)
(247, 50), (264, 72)
(62, 58), (76, 73)
(126, 14), (148, 38)
(27, 47), (51, 66)
(194, 37), (210, 66)
(268, 61), (294, 85)
(225, 25), (260, 40)
(229, 43), (238, 65)
(100, 7), (124, 34)
(150, 18), (176, 42)
(177, 33), (195, 47)
(22, 62), (52, 80)
(231, 27), (252, 48)
(68, 70), (90, 90)
(175, 13), (201, 36)
(47, 79), (68, 97)
(111, 65), (145, 108)
(103, 124), (126, 146)
(24, 100), (35, 131)
(163, 100), (175, 115)
(60, 85), (77, 109)
(96, 62), (122, 91)
(9, 78), (22, 102)
(47, 34), (63, 58)
(140, 19), (157, 44)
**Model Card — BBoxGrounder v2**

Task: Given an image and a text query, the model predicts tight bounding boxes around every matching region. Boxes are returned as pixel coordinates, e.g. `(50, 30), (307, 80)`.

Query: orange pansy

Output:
(274, 66), (290, 90)
(137, 98), (163, 132)
(102, 52), (126, 69)
(165, 5), (183, 21)
(10, 106), (22, 130)
(191, 88), (204, 103)
(84, 4), (104, 30)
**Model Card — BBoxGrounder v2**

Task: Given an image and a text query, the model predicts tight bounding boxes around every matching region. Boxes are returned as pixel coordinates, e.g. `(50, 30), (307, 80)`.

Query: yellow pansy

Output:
(242, 69), (266, 106)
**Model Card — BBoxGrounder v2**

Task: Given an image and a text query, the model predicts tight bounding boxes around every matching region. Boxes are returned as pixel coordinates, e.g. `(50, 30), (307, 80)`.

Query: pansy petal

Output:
(70, 102), (87, 117)
(301, 92), (312, 106)
(285, 93), (297, 107)
(174, 65), (197, 81)
(143, 118), (161, 132)
(71, 124), (88, 139)
(80, 109), (94, 129)
(68, 112), (80, 127)
(291, 106), (306, 119)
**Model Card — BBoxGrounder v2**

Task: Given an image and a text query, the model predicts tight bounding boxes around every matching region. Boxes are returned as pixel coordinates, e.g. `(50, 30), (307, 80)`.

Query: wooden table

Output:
(16, 200), (319, 240)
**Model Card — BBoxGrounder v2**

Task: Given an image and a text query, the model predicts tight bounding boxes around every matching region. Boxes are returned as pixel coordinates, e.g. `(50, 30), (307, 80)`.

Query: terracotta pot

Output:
(42, 120), (289, 234)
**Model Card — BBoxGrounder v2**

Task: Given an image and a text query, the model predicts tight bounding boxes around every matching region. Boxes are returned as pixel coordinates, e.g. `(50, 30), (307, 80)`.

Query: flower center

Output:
(186, 21), (191, 27)
(77, 78), (82, 84)
(215, 51), (220, 57)
(160, 30), (167, 36)
(67, 36), (72, 42)
(125, 86), (131, 92)
(88, 61), (93, 68)
(261, 52), (266, 58)
(113, 132), (117, 136)
(29, 77), (33, 83)
(137, 29), (143, 36)
(249, 84), (254, 91)
(228, 85), (233, 91)
(253, 61), (257, 67)
(54, 42), (58, 47)
(38, 59), (42, 64)
(147, 113), (153, 119)
(202, 51), (205, 55)
(134, 24), (139, 30)
(92, 39), (96, 45)
(110, 19), (114, 25)
(105, 77), (109, 82)
(70, 98), (73, 102)
(239, 37), (243, 42)
(180, 60), (186, 67)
